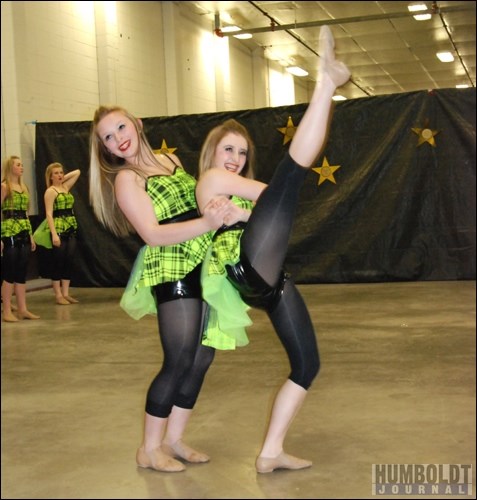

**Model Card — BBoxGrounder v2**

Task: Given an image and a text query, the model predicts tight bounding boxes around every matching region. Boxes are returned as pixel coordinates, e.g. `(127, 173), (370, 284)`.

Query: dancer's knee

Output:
(290, 353), (320, 390)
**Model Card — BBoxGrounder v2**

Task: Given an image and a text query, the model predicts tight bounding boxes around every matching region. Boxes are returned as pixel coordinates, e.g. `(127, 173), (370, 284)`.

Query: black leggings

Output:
(51, 231), (77, 281)
(145, 268), (215, 418)
(2, 232), (31, 284)
(237, 152), (320, 389)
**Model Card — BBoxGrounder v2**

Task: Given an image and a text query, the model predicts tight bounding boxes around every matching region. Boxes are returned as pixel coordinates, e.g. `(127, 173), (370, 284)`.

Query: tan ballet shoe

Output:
(255, 452), (312, 473)
(3, 312), (19, 322)
(17, 310), (40, 320)
(56, 297), (70, 305)
(136, 447), (185, 472)
(318, 25), (351, 88)
(64, 296), (79, 304)
(162, 440), (210, 463)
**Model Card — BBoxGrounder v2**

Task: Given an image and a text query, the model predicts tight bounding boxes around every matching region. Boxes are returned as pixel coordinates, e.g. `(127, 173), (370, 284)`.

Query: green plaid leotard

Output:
(120, 166), (212, 319)
(53, 192), (77, 234)
(1, 191), (32, 237)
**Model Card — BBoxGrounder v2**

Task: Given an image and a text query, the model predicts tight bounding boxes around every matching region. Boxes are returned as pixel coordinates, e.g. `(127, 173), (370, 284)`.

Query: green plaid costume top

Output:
(207, 196), (254, 274)
(1, 190), (32, 237)
(140, 166), (213, 286)
(53, 191), (78, 233)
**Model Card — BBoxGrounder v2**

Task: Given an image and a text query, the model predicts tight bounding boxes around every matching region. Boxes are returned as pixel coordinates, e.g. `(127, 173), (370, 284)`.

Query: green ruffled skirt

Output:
(33, 219), (52, 249)
(120, 246), (156, 320)
(201, 247), (252, 350)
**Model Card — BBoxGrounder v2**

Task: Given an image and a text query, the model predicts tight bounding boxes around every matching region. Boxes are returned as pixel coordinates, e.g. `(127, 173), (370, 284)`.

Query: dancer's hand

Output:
(223, 203), (251, 226)
(202, 196), (233, 230)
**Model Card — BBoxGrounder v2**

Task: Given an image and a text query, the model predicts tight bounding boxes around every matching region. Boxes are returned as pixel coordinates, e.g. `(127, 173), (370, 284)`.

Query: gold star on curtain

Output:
(411, 123), (440, 147)
(153, 139), (177, 155)
(277, 116), (297, 145)
(312, 157), (341, 185)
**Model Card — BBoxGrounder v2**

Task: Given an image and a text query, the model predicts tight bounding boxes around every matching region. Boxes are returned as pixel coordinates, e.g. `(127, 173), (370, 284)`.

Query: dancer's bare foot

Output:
(17, 310), (40, 320)
(162, 440), (210, 463)
(136, 446), (185, 472)
(3, 312), (19, 322)
(56, 296), (70, 305)
(65, 296), (79, 304)
(319, 25), (350, 87)
(256, 451), (312, 473)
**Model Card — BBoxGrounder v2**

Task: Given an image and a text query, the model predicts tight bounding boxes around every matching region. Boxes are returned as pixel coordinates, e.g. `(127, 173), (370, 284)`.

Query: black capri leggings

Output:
(2, 231), (31, 284)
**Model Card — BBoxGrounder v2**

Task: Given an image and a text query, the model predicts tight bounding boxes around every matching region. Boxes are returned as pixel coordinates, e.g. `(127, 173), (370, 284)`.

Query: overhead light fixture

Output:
(413, 13), (431, 20)
(220, 25), (253, 39)
(332, 95), (347, 101)
(456, 84), (469, 89)
(407, 3), (427, 12)
(234, 33), (252, 39)
(221, 25), (240, 33)
(286, 66), (309, 77)
(436, 51), (454, 62)
(407, 3), (431, 20)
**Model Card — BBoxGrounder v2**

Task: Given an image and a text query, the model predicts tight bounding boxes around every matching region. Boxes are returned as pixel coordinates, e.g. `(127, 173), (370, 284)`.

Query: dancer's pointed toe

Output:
(318, 25), (351, 87)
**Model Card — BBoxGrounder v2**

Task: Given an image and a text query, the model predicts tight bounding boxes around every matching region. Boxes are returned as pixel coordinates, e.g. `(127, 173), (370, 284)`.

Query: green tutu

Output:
(33, 219), (52, 249)
(201, 247), (252, 350)
(120, 246), (157, 320)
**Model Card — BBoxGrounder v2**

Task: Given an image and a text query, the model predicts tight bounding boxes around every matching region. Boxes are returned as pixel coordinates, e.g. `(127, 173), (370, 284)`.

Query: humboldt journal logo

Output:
(372, 464), (473, 495)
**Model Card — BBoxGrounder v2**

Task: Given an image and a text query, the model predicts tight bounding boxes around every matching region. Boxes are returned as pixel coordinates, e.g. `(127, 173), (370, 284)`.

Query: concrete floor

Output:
(1, 281), (476, 499)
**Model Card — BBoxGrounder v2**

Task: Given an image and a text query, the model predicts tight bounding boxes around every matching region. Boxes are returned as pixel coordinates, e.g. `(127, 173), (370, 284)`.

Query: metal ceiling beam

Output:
(214, 4), (476, 37)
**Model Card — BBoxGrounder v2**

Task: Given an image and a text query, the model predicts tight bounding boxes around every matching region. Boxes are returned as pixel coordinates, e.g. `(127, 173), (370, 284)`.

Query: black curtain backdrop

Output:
(34, 88), (476, 287)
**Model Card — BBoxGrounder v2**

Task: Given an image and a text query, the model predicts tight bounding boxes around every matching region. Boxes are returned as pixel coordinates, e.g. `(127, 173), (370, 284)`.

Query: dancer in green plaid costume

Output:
(35, 163), (81, 304)
(89, 105), (240, 473)
(196, 25), (350, 474)
(1, 155), (39, 321)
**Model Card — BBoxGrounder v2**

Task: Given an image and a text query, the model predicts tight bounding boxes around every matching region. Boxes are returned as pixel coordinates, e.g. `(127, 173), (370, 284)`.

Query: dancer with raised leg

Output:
(196, 26), (350, 473)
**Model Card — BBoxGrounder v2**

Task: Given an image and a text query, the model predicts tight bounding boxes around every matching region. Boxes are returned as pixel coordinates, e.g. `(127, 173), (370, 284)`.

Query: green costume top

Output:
(1, 190), (32, 237)
(52, 191), (77, 233)
(201, 196), (255, 350)
(120, 166), (213, 319)
(33, 190), (78, 249)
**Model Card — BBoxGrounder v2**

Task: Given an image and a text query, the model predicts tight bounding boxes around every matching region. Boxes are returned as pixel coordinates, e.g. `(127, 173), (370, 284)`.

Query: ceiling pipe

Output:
(216, 3), (476, 37)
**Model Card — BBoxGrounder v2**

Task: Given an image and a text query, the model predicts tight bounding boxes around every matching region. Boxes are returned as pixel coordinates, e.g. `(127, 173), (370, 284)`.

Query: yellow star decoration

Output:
(312, 157), (341, 186)
(153, 139), (177, 155)
(277, 116), (297, 145)
(411, 126), (440, 147)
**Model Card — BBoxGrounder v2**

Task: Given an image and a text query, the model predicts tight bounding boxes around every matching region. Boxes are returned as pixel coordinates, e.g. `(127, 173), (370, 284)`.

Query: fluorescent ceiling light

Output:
(413, 13), (431, 20)
(286, 66), (309, 77)
(234, 33), (253, 39)
(436, 51), (454, 62)
(221, 25), (240, 33)
(456, 84), (469, 88)
(332, 95), (347, 101)
(407, 4), (428, 12)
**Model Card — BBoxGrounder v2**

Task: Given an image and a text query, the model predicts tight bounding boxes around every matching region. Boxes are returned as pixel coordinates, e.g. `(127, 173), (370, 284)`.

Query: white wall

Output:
(1, 0), (312, 213)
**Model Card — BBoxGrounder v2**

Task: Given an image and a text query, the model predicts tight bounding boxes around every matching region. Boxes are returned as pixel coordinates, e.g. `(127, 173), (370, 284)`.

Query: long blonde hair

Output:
(1, 156), (29, 202)
(89, 105), (161, 237)
(198, 119), (256, 180)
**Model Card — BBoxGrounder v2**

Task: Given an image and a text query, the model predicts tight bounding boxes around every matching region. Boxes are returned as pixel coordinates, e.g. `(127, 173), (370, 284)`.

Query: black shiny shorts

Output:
(2, 230), (31, 248)
(153, 265), (202, 305)
(225, 254), (289, 312)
